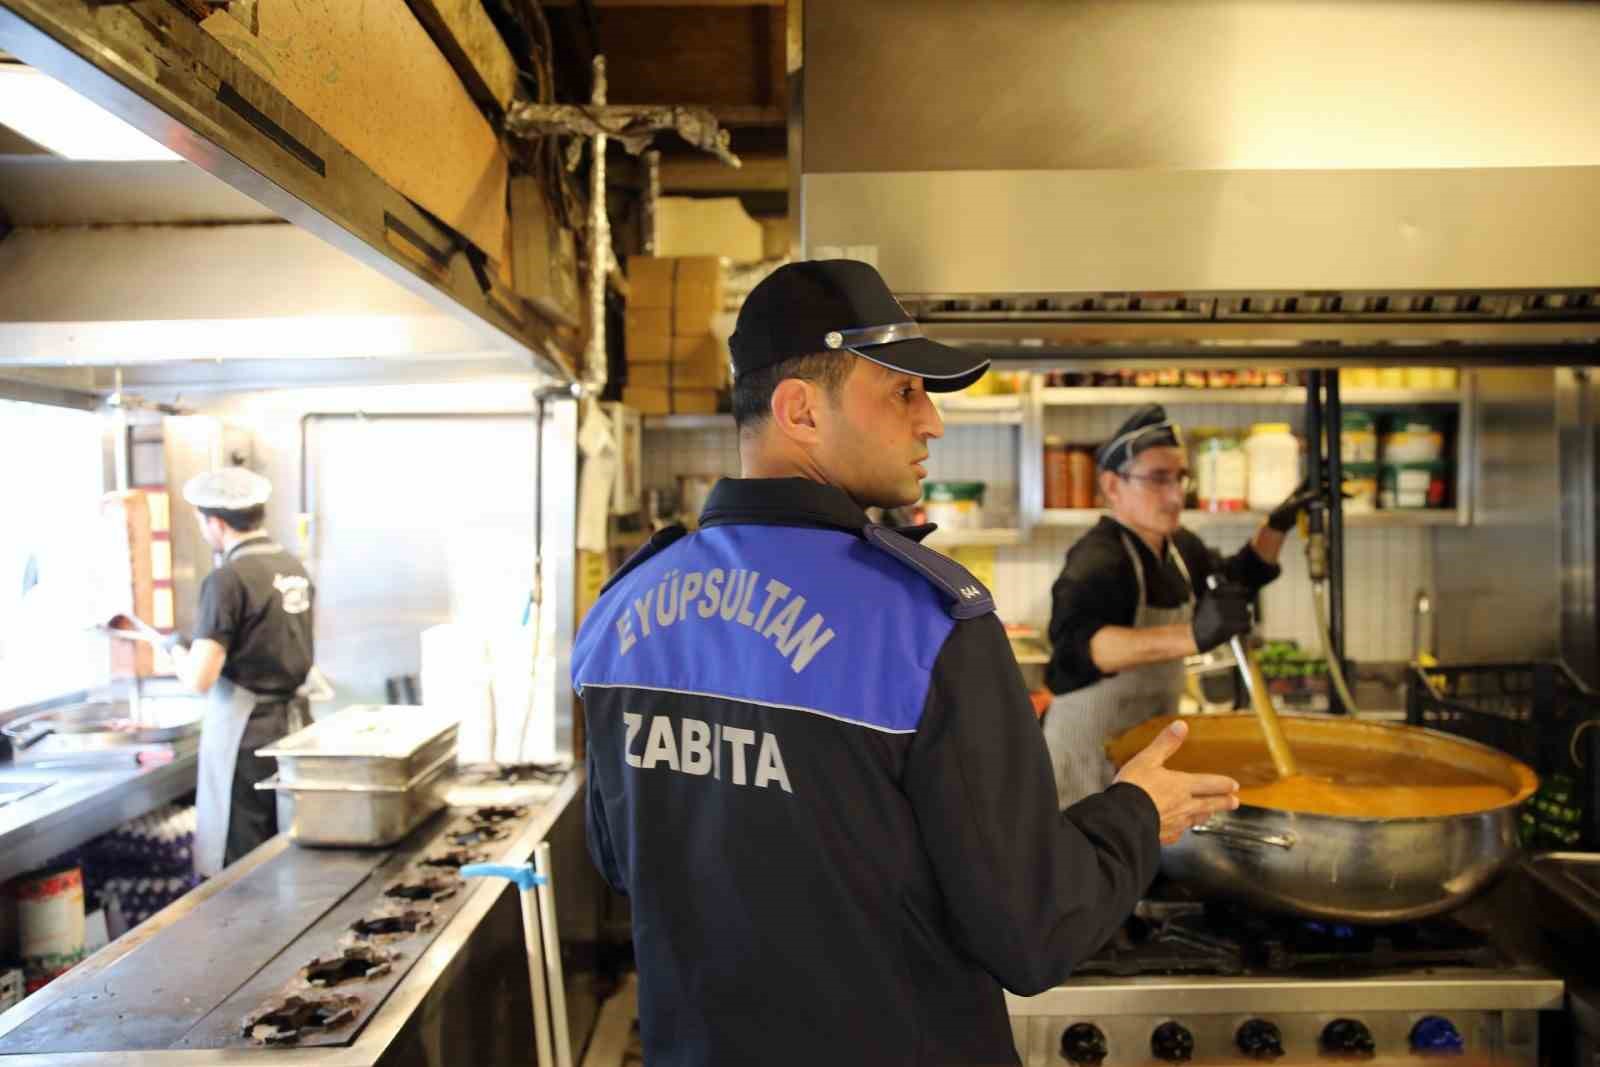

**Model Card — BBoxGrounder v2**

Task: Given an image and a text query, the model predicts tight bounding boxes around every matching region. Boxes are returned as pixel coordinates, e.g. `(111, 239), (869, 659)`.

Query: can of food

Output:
(1380, 460), (1451, 509)
(15, 865), (86, 993)
(923, 481), (986, 529)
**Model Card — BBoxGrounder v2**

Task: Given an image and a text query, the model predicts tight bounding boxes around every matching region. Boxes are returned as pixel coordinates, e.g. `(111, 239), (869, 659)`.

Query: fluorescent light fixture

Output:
(0, 64), (180, 161)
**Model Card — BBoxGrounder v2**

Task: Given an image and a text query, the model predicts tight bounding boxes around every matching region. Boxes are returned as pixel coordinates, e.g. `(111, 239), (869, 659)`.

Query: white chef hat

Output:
(182, 467), (272, 510)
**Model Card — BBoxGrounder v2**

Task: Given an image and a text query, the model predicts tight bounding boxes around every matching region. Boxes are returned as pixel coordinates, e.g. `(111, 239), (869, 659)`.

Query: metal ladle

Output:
(1206, 575), (1299, 779)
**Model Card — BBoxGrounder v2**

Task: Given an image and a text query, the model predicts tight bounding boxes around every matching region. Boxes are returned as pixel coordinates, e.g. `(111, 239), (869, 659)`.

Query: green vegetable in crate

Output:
(1520, 772), (1585, 849)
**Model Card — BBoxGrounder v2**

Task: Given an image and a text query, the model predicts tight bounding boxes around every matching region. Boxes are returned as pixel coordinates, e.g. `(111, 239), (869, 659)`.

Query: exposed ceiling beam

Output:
(660, 151), (785, 192)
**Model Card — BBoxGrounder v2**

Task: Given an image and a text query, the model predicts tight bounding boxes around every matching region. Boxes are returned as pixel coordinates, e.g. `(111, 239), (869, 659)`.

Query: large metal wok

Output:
(1108, 714), (1539, 923)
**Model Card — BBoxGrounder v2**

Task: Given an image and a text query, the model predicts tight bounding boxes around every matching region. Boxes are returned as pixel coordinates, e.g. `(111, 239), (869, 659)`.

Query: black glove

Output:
(1267, 479), (1322, 532)
(1192, 581), (1253, 653)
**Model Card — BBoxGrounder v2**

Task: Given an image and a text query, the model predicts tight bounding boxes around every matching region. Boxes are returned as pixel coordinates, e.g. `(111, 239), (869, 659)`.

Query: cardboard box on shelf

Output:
(625, 255), (725, 335)
(628, 360), (725, 391)
(622, 387), (722, 416)
(625, 306), (673, 362)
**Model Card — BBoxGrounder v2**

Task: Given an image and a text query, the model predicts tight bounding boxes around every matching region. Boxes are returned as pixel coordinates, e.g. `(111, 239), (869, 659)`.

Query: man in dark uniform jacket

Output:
(172, 468), (314, 877)
(573, 261), (1240, 1066)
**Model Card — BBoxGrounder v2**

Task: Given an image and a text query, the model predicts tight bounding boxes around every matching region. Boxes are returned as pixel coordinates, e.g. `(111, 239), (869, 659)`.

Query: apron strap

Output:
(1117, 530), (1196, 608)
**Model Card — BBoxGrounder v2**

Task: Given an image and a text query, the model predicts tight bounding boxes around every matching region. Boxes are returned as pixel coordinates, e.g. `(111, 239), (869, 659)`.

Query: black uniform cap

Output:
(730, 260), (990, 392)
(1096, 404), (1184, 471)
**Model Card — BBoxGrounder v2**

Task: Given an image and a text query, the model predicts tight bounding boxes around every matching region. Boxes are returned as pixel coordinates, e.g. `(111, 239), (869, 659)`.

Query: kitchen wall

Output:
(642, 370), (1568, 667)
(158, 381), (567, 709)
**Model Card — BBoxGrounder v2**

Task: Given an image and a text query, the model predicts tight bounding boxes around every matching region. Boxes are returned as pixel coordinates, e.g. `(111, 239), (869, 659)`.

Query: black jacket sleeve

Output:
(1176, 530), (1281, 595)
(903, 613), (1162, 995)
(1046, 536), (1139, 695)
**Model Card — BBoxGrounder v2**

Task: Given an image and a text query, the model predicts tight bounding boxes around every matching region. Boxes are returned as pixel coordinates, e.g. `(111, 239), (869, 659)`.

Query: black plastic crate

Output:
(1407, 661), (1600, 847)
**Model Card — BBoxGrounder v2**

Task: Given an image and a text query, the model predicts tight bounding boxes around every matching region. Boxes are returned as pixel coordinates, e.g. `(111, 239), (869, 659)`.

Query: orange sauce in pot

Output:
(1108, 715), (1538, 819)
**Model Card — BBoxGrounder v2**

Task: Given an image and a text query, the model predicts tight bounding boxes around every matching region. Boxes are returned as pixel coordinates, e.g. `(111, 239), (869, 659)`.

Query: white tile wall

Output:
(643, 419), (1432, 662)
(991, 523), (1432, 661)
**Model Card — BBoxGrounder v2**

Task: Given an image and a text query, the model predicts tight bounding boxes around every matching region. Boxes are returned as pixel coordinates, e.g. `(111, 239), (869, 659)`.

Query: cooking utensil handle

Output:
(535, 841), (573, 1067)
(1207, 574), (1299, 778)
(1191, 820), (1297, 850)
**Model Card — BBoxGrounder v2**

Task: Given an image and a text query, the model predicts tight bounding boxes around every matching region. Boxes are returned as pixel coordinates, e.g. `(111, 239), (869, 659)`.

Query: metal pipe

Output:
(584, 55), (610, 392)
(642, 148), (661, 256)
(1325, 369), (1348, 699)
(534, 840), (573, 1067)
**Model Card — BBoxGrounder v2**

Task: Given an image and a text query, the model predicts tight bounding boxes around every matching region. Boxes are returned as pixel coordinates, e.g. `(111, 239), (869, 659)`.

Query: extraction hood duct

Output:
(0, 159), (547, 392)
(798, 0), (1600, 364)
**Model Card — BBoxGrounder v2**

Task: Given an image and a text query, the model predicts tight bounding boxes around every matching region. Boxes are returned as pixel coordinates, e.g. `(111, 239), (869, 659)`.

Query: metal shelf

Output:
(921, 527), (1026, 547)
(1039, 387), (1462, 407)
(1034, 508), (1464, 529)
(932, 394), (1026, 425)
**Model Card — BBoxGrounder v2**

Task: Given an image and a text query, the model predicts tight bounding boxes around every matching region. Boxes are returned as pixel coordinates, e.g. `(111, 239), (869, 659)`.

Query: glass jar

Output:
(1043, 436), (1071, 510)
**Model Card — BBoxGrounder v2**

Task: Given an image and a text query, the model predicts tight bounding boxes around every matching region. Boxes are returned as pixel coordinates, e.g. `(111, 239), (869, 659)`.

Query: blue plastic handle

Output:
(460, 862), (546, 892)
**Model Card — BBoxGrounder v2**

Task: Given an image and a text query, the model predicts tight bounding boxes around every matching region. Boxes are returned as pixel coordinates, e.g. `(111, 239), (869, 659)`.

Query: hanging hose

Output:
(1311, 578), (1363, 716)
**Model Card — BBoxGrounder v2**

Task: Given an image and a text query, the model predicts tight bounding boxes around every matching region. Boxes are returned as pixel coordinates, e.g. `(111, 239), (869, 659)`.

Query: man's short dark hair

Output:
(731, 351), (854, 431)
(199, 504), (266, 533)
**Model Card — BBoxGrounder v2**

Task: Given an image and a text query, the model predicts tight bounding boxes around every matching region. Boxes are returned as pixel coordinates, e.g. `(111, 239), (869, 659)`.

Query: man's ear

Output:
(769, 378), (823, 446)
(1098, 468), (1120, 507)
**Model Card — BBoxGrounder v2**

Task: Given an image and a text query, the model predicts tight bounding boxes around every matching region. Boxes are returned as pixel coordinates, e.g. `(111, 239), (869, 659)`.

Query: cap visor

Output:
(849, 336), (991, 393)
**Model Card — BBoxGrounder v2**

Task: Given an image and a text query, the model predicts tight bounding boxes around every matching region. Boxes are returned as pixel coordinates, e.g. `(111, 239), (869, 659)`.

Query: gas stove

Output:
(1005, 897), (1562, 1066)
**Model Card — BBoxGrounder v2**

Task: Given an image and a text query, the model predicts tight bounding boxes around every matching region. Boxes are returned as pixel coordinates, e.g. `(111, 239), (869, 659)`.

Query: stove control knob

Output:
(1236, 1018), (1285, 1060)
(1059, 1022), (1108, 1066)
(1409, 1016), (1464, 1055)
(1320, 1018), (1376, 1058)
(1152, 1021), (1195, 1063)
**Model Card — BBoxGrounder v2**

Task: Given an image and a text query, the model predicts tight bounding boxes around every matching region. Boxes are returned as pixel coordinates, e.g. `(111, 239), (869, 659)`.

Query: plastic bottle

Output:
(1197, 435), (1247, 512)
(1245, 423), (1300, 511)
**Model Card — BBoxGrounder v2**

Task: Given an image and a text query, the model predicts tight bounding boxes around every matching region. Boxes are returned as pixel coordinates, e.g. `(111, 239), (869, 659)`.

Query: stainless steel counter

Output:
(0, 745), (200, 885)
(0, 768), (586, 1066)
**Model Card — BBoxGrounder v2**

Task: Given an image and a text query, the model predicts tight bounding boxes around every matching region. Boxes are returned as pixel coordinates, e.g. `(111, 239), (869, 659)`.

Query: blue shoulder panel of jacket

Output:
(862, 523), (994, 620)
(601, 524), (688, 595)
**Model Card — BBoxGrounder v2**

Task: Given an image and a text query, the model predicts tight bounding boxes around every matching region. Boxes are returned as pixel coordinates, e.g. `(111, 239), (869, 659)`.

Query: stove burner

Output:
(467, 805), (527, 825)
(300, 946), (392, 987)
(384, 874), (459, 904)
(418, 847), (485, 870)
(447, 824), (509, 848)
(489, 763), (565, 784)
(347, 910), (434, 941)
(242, 993), (362, 1044)
(1076, 899), (1501, 978)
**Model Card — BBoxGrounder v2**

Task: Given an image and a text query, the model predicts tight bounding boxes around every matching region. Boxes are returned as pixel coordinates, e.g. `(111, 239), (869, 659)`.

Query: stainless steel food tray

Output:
(257, 751), (453, 847)
(257, 705), (458, 788)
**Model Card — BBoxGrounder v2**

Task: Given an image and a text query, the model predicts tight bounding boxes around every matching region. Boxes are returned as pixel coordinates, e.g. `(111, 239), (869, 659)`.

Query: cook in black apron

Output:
(172, 468), (315, 877)
(1041, 406), (1313, 808)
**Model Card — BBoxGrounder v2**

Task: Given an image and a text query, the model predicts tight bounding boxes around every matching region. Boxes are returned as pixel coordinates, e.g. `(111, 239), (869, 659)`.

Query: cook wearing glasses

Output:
(1041, 405), (1317, 808)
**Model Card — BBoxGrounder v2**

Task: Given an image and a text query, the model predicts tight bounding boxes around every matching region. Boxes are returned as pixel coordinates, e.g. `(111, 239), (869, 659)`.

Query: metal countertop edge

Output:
(1006, 971), (1565, 1016)
(0, 767), (584, 1065)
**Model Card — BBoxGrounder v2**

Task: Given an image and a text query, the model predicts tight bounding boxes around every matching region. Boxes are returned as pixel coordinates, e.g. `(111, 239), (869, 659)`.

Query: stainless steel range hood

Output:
(797, 0), (1600, 363)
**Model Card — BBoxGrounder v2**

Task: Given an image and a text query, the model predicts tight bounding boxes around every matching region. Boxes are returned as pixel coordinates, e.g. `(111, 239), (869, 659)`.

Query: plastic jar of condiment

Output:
(923, 481), (986, 529)
(1340, 410), (1378, 463)
(1196, 435), (1247, 512)
(1380, 461), (1451, 509)
(1044, 436), (1070, 510)
(1342, 463), (1379, 513)
(1380, 409), (1448, 462)
(1066, 446), (1096, 508)
(1245, 423), (1300, 511)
